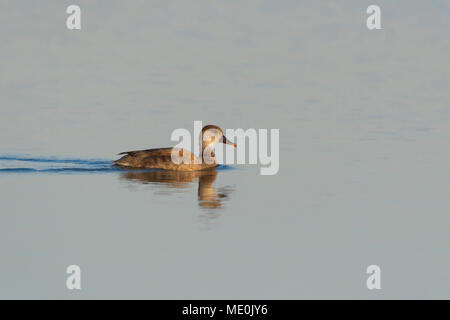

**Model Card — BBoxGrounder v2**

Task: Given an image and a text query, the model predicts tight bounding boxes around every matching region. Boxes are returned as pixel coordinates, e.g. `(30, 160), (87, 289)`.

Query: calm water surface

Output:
(0, 1), (450, 298)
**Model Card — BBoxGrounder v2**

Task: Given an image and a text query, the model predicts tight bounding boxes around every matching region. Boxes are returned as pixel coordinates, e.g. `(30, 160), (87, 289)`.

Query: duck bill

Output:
(221, 135), (237, 147)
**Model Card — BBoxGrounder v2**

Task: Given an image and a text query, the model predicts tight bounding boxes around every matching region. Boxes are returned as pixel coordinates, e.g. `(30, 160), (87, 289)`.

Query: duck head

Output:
(201, 125), (236, 162)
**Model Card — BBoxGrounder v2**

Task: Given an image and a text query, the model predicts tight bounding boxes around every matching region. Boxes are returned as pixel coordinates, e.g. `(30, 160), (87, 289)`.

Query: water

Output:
(0, 1), (450, 299)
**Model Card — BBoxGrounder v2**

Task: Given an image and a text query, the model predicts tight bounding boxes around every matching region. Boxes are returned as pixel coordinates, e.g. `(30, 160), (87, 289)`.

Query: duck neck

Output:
(201, 143), (217, 164)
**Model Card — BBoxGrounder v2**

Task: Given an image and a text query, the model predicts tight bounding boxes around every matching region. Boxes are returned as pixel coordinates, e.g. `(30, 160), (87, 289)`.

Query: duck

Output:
(113, 125), (236, 171)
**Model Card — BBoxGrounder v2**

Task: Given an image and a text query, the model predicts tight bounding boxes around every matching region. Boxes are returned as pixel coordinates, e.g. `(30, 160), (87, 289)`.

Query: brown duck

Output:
(120, 169), (233, 209)
(113, 125), (236, 171)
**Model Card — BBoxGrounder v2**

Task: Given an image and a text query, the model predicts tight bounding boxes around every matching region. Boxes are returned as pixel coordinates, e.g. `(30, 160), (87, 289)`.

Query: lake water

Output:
(1, 1), (450, 299)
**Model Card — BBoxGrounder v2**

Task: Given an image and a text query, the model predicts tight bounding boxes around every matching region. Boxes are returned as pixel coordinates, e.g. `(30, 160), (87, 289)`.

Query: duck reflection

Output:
(119, 169), (233, 209)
